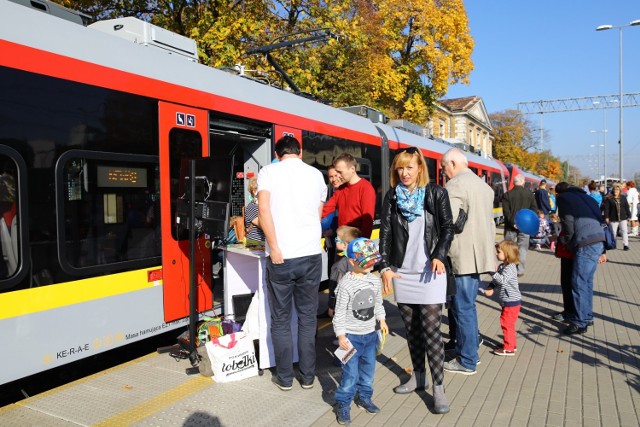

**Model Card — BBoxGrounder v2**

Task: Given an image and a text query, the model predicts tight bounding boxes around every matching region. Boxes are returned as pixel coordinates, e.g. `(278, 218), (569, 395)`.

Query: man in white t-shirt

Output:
(258, 136), (327, 391)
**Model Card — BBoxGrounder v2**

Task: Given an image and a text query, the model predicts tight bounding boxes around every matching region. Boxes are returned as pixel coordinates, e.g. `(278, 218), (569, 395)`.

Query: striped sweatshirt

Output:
(333, 272), (386, 337)
(488, 263), (521, 307)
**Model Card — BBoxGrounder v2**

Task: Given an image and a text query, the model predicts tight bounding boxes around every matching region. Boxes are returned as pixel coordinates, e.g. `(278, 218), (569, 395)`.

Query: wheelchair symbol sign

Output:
(186, 114), (195, 127)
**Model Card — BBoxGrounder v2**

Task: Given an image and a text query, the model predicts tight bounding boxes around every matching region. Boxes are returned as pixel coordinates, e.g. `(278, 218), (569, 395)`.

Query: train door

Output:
(158, 102), (212, 322)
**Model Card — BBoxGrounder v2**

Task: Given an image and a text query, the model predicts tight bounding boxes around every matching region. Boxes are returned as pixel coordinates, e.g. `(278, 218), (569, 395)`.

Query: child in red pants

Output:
(485, 240), (522, 356)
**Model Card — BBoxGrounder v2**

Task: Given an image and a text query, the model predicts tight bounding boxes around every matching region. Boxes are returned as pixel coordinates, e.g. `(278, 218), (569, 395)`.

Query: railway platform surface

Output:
(1, 234), (638, 426)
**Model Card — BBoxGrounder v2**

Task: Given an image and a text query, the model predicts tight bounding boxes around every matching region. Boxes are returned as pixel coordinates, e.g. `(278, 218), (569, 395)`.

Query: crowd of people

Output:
(248, 136), (629, 424)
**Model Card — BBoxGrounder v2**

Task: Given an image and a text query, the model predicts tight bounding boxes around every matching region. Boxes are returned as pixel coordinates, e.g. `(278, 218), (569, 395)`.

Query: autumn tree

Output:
(535, 150), (562, 182)
(490, 109), (569, 181)
(57, 0), (474, 124)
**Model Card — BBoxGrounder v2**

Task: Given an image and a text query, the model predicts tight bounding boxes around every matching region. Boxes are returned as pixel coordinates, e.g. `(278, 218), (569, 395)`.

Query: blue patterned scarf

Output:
(395, 184), (425, 222)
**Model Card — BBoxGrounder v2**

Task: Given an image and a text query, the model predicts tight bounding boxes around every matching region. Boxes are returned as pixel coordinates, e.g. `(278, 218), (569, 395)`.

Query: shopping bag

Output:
(197, 317), (223, 346)
(205, 331), (258, 383)
(602, 223), (616, 250)
(241, 293), (260, 341)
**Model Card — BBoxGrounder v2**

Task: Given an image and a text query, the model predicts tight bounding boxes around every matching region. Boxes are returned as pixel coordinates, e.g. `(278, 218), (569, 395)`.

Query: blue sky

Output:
(445, 0), (640, 181)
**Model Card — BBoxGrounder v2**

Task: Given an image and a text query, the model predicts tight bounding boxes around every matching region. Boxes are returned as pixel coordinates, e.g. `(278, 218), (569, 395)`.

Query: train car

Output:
(0, 0), (515, 387)
(503, 163), (544, 191)
(372, 125), (507, 223)
(461, 151), (508, 224)
(0, 0), (395, 386)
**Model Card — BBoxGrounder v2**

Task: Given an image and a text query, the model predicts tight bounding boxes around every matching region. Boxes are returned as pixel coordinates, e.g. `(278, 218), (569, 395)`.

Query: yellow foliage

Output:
(58, 0), (473, 124)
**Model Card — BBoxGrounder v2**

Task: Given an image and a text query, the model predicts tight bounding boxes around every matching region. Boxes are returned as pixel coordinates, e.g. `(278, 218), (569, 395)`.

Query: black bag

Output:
(445, 256), (456, 296)
(602, 223), (616, 250)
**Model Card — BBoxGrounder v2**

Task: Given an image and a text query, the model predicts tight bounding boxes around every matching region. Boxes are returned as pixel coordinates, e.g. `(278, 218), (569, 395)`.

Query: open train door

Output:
(158, 102), (212, 322)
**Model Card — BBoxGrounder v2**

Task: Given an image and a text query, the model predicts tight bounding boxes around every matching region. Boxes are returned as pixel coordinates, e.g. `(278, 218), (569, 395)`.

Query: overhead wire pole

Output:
(516, 93), (640, 114)
(516, 93), (640, 181)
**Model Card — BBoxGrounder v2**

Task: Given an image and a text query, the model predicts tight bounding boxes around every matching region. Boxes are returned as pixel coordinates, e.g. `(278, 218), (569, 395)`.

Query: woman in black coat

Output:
(379, 147), (454, 414)
(602, 183), (631, 250)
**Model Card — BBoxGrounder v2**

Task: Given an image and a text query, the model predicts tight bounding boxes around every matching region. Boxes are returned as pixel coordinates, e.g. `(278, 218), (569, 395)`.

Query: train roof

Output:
(373, 124), (503, 171)
(1, 1), (382, 142)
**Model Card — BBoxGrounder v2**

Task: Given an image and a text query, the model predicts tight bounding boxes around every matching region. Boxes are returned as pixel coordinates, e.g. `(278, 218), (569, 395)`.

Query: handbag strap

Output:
(212, 333), (239, 349)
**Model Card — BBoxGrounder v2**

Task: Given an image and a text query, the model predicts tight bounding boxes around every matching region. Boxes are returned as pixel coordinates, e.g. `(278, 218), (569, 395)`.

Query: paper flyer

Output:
(334, 342), (357, 364)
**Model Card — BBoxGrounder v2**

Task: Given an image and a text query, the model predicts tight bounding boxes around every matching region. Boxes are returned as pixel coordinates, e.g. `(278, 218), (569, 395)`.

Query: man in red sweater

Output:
(322, 153), (376, 238)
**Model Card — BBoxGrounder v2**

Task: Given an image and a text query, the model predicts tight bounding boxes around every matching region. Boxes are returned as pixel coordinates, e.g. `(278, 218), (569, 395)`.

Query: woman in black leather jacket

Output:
(379, 147), (454, 414)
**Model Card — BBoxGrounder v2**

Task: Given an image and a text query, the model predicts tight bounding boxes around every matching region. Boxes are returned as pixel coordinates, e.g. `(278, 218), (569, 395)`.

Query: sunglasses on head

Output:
(401, 147), (419, 155)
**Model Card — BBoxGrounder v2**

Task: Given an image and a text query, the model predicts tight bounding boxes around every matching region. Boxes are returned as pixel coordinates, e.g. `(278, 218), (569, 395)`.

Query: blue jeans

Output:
(571, 242), (603, 328)
(335, 331), (377, 405)
(266, 254), (322, 385)
(451, 274), (479, 370)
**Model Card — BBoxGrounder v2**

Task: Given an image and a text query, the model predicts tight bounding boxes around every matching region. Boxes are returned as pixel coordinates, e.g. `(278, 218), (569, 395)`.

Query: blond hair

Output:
(496, 240), (520, 265)
(247, 177), (258, 194)
(390, 148), (429, 188)
(336, 225), (361, 243)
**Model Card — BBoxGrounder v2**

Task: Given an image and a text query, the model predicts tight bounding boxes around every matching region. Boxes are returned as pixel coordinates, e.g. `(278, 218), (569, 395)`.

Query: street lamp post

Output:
(590, 129), (607, 181)
(590, 143), (604, 180)
(596, 19), (640, 182)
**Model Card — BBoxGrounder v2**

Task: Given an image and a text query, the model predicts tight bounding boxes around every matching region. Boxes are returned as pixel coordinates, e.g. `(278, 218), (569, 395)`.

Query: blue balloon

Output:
(514, 209), (539, 236)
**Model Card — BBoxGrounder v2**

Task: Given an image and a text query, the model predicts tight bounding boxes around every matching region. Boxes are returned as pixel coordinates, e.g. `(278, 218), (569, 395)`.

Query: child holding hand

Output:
(485, 240), (522, 357)
(333, 238), (388, 425)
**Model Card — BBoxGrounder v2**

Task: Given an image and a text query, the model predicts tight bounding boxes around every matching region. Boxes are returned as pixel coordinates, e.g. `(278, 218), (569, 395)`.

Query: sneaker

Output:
(563, 324), (587, 335)
(535, 244), (542, 251)
(300, 379), (314, 390)
(478, 335), (484, 348)
(492, 348), (516, 357)
(552, 312), (565, 321)
(355, 398), (380, 414)
(624, 245), (630, 251)
(336, 403), (352, 425)
(271, 376), (292, 391)
(443, 358), (476, 375)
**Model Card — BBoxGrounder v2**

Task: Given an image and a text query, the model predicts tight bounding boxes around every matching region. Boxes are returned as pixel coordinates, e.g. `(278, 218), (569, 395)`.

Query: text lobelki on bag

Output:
(205, 331), (258, 382)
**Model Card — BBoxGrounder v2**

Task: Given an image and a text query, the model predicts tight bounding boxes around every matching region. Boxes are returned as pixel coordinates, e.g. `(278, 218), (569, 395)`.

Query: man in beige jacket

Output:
(441, 148), (496, 375)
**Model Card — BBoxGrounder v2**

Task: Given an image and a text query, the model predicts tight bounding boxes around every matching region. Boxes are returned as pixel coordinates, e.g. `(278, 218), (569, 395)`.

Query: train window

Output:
(169, 129), (202, 240)
(1, 66), (158, 284)
(0, 150), (27, 290)
(491, 172), (505, 210)
(56, 150), (160, 275)
(425, 157), (437, 184)
(302, 131), (383, 221)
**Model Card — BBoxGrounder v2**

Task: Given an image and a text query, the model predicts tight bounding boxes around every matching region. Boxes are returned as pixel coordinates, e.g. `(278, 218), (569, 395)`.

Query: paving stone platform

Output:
(1, 234), (638, 426)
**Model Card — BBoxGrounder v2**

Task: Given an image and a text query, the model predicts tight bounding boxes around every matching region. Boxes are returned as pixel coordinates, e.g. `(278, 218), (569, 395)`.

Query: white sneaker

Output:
(535, 244), (542, 251)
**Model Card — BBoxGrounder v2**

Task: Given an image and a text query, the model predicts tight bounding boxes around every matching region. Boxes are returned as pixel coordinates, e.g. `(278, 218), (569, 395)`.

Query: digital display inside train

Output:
(97, 166), (147, 188)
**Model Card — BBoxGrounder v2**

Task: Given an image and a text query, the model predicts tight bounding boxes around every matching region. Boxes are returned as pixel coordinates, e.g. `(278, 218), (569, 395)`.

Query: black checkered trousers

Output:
(398, 303), (445, 386)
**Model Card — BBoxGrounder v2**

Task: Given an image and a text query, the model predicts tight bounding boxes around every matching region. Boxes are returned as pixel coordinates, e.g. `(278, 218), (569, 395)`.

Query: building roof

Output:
(438, 96), (480, 112)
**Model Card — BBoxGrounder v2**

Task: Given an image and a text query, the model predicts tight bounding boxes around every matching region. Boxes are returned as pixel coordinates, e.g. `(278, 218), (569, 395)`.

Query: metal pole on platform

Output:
(188, 160), (198, 366)
(596, 19), (640, 181)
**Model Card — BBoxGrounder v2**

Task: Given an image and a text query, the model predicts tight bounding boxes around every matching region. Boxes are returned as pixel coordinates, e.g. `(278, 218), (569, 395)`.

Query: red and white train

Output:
(0, 0), (552, 386)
